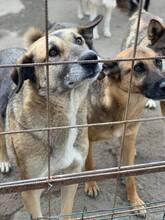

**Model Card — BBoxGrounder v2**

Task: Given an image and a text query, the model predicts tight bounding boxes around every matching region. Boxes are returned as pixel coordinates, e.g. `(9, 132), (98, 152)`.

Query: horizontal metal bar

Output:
(0, 56), (165, 68)
(1, 161), (165, 194)
(75, 203), (165, 220)
(1, 115), (165, 136)
(27, 202), (165, 219)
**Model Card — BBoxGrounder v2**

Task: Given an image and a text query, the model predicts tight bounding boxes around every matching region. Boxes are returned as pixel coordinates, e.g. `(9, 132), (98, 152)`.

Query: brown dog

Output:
(85, 46), (165, 217)
(3, 16), (103, 219)
(122, 10), (165, 109)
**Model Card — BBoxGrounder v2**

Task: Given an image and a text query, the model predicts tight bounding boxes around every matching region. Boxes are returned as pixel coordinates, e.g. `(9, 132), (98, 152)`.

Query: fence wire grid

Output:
(0, 0), (165, 219)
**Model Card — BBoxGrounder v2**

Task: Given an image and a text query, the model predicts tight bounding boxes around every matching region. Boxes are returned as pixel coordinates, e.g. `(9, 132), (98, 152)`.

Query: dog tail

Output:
(24, 27), (43, 47)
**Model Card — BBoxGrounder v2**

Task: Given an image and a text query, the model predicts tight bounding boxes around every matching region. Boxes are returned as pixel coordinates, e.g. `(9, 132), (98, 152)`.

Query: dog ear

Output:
(24, 27), (43, 47)
(148, 19), (164, 44)
(103, 61), (121, 80)
(78, 15), (103, 49)
(11, 53), (35, 93)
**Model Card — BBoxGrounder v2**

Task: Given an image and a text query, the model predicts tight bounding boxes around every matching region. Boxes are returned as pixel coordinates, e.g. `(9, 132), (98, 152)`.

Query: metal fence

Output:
(0, 0), (165, 219)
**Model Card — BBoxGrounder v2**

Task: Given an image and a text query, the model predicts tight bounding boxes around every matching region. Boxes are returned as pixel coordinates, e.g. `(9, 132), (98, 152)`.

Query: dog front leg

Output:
(160, 101), (165, 116)
(0, 116), (11, 173)
(144, 0), (150, 11)
(89, 3), (99, 39)
(84, 140), (99, 197)
(104, 7), (113, 38)
(22, 189), (43, 218)
(78, 0), (84, 19)
(83, 0), (90, 16)
(60, 184), (78, 220)
(122, 130), (146, 217)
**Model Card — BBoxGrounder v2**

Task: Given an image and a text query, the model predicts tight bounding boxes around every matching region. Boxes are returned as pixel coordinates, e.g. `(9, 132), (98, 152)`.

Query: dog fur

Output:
(78, 0), (116, 39)
(0, 48), (26, 173)
(122, 10), (165, 109)
(0, 17), (103, 219)
(85, 46), (165, 217)
(129, 0), (150, 16)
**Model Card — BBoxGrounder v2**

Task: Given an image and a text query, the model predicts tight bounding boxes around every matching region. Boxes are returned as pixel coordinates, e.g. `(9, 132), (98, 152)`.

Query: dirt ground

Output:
(0, 0), (165, 220)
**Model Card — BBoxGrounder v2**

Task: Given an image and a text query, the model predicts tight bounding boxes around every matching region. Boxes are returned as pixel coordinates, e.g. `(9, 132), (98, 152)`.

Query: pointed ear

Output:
(148, 19), (164, 44)
(78, 15), (103, 49)
(103, 61), (121, 80)
(11, 53), (35, 93)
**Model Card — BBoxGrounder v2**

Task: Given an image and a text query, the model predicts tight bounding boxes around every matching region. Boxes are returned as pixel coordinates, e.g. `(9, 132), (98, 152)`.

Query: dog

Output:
(85, 46), (165, 217)
(78, 0), (117, 39)
(0, 48), (26, 173)
(121, 10), (165, 109)
(0, 16), (103, 219)
(129, 0), (150, 16)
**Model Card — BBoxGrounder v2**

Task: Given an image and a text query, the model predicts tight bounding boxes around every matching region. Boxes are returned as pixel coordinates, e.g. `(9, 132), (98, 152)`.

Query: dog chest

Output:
(50, 90), (84, 172)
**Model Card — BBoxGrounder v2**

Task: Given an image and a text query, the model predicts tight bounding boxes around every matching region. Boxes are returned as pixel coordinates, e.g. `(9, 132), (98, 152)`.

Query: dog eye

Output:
(49, 46), (59, 57)
(155, 58), (162, 69)
(76, 37), (83, 45)
(134, 62), (145, 74)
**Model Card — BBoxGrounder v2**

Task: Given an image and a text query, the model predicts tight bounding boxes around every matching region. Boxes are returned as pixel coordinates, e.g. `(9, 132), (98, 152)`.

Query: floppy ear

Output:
(103, 61), (121, 80)
(148, 19), (164, 44)
(11, 53), (35, 93)
(78, 15), (103, 49)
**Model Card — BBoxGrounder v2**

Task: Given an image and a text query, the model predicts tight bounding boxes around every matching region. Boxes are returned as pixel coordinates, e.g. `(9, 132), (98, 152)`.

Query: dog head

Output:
(50, 15), (103, 50)
(11, 16), (103, 94)
(148, 19), (165, 57)
(103, 47), (165, 100)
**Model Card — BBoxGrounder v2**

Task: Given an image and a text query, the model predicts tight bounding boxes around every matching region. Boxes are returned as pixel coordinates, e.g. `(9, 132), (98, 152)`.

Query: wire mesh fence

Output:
(0, 0), (165, 219)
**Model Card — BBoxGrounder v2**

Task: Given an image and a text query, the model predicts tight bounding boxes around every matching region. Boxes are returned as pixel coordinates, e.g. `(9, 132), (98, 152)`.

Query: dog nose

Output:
(79, 51), (98, 69)
(160, 80), (165, 91)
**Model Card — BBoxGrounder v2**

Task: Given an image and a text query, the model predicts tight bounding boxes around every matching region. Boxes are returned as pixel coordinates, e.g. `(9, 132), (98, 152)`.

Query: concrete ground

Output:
(0, 0), (165, 220)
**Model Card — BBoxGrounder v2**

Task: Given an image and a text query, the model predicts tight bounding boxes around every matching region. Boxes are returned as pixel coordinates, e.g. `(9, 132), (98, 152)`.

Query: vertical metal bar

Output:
(44, 0), (51, 216)
(110, 0), (144, 219)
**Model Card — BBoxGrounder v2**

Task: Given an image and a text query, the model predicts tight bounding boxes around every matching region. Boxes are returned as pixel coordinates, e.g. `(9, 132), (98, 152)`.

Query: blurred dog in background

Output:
(129, 0), (150, 15)
(78, 0), (116, 39)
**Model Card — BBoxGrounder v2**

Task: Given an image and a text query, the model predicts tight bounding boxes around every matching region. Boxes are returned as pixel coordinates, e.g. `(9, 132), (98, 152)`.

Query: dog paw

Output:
(84, 11), (90, 16)
(93, 28), (99, 39)
(145, 99), (156, 109)
(0, 161), (11, 173)
(104, 31), (112, 38)
(78, 13), (84, 19)
(93, 33), (99, 39)
(131, 197), (147, 218)
(85, 181), (100, 198)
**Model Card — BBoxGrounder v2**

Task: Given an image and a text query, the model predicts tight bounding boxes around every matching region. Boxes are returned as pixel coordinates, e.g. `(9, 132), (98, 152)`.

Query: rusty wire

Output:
(110, 0), (144, 218)
(0, 0), (165, 219)
(70, 203), (165, 220)
(0, 56), (165, 69)
(26, 202), (165, 219)
(0, 116), (165, 138)
(0, 115), (165, 135)
(44, 0), (51, 216)
(1, 161), (165, 194)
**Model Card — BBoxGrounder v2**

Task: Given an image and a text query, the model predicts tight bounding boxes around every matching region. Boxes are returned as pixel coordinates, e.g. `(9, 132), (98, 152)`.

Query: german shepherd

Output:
(85, 46), (165, 217)
(122, 10), (165, 109)
(1, 16), (103, 219)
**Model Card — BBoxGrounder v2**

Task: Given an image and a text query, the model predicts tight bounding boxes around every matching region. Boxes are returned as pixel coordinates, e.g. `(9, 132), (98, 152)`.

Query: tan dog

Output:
(122, 10), (165, 109)
(3, 16), (102, 219)
(85, 47), (165, 217)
